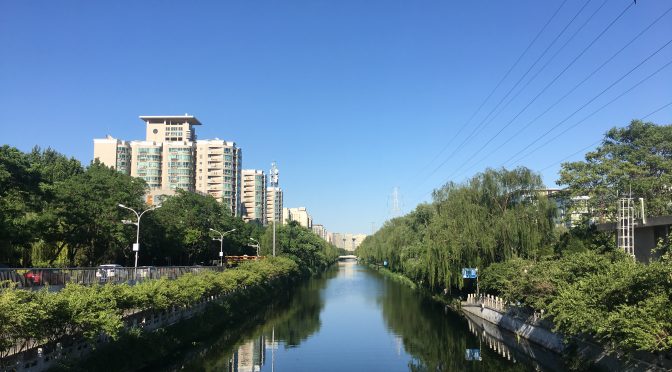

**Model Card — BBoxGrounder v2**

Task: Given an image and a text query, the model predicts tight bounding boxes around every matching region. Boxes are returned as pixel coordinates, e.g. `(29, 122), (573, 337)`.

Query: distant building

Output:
(242, 169), (267, 224)
(266, 186), (283, 224)
(330, 232), (367, 251)
(283, 207), (312, 228)
(312, 224), (328, 240)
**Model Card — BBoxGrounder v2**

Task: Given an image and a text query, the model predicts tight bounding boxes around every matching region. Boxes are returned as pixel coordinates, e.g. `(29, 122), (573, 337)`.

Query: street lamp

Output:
(210, 228), (236, 267)
(118, 203), (160, 280)
(250, 237), (260, 257)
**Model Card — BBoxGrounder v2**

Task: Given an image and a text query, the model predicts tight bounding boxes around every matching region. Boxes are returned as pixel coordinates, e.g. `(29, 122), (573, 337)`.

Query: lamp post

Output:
(119, 203), (160, 280)
(210, 228), (236, 267)
(250, 237), (260, 257)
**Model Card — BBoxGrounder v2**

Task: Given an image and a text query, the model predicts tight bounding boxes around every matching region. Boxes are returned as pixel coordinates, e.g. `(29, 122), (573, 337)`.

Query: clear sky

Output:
(1, 0), (670, 235)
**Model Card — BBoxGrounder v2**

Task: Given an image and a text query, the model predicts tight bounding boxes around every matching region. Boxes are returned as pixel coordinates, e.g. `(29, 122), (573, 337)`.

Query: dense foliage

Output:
(358, 120), (672, 353)
(260, 220), (340, 272)
(481, 252), (672, 353)
(0, 145), (337, 267)
(0, 257), (300, 360)
(358, 167), (557, 290)
(558, 120), (672, 219)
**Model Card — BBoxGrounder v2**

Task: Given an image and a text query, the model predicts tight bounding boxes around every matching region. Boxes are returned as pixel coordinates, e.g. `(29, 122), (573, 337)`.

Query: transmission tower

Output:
(389, 187), (402, 218)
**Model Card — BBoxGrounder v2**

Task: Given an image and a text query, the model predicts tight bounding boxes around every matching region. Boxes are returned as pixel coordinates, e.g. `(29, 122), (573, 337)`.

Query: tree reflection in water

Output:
(378, 276), (558, 371)
(178, 267), (337, 371)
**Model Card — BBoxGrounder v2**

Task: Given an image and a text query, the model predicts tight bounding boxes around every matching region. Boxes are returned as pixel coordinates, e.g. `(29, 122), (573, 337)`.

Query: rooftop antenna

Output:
(270, 161), (279, 187)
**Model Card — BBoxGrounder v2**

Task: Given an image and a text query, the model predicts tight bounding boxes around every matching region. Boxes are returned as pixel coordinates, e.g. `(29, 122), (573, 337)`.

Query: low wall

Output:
(2, 291), (237, 372)
(461, 303), (564, 353)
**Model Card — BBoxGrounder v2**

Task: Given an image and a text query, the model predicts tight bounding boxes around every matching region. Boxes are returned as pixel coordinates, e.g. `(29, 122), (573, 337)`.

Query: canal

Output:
(173, 261), (563, 371)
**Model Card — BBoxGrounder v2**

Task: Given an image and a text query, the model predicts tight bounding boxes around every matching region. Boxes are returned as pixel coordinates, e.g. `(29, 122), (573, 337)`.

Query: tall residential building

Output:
(283, 207), (312, 228)
(93, 135), (131, 174)
(129, 141), (163, 190)
(242, 169), (266, 223)
(94, 114), (243, 208)
(312, 224), (328, 240)
(195, 139), (242, 217)
(266, 187), (283, 224)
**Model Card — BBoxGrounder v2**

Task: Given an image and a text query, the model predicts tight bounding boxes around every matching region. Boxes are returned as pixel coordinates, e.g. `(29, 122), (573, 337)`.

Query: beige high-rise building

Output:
(94, 115), (244, 209)
(312, 224), (328, 240)
(283, 207), (312, 228)
(266, 187), (283, 225)
(93, 135), (131, 174)
(242, 169), (266, 224)
(195, 139), (242, 217)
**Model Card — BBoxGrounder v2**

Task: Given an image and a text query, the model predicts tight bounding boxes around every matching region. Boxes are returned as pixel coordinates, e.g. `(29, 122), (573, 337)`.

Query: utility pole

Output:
(270, 161), (279, 257)
(119, 204), (160, 280)
(210, 228), (236, 266)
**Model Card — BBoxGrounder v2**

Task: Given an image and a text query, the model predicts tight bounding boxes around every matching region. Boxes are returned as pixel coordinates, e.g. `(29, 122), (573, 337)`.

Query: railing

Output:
(0, 266), (225, 289)
(466, 293), (507, 312)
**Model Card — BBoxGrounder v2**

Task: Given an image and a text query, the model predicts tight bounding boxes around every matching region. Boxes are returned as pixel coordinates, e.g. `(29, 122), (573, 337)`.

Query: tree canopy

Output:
(558, 120), (672, 219)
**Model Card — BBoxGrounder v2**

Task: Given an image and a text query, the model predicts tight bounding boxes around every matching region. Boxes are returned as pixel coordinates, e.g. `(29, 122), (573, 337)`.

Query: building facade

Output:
(93, 135), (131, 175)
(283, 207), (312, 228)
(242, 169), (267, 224)
(312, 224), (328, 240)
(93, 115), (242, 213)
(266, 186), (283, 225)
(195, 139), (242, 217)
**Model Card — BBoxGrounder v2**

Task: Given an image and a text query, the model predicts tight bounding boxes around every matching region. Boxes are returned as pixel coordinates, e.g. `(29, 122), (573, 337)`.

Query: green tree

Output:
(558, 120), (672, 220)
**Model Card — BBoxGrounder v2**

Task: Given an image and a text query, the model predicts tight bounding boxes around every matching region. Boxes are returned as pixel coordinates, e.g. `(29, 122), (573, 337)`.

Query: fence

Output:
(0, 266), (225, 289)
(466, 293), (507, 312)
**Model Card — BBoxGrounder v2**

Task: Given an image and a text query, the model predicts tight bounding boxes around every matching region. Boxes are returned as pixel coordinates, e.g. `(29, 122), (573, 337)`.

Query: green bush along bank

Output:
(0, 257), (300, 361)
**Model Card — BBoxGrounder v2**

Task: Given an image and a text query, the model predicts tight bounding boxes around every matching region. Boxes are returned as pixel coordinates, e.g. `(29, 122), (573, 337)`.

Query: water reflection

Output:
(178, 262), (558, 371)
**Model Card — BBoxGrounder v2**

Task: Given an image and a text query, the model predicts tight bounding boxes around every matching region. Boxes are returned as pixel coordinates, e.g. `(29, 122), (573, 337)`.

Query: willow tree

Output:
(358, 166), (557, 292)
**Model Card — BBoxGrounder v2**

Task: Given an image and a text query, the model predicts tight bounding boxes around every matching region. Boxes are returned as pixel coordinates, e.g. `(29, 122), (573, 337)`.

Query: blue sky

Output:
(1, 0), (671, 234)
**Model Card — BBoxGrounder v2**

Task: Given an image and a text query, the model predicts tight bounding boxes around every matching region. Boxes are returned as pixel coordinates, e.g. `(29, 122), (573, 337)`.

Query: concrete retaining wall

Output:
(461, 303), (564, 353)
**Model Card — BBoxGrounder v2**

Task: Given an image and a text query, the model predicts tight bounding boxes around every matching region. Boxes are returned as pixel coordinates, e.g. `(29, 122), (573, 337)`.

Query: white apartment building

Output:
(242, 169), (266, 224)
(312, 224), (328, 241)
(195, 139), (242, 217)
(93, 115), (242, 211)
(266, 186), (283, 225)
(283, 207), (312, 228)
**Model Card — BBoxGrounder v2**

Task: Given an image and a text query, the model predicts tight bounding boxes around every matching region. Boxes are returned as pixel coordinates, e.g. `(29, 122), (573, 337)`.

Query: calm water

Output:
(177, 261), (562, 371)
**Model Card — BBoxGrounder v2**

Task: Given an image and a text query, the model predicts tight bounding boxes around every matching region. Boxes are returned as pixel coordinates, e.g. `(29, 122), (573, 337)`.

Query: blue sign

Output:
(465, 348), (482, 361)
(462, 268), (478, 279)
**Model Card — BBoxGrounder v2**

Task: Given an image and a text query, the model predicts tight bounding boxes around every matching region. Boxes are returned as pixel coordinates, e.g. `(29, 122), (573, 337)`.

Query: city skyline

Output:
(1, 1), (670, 234)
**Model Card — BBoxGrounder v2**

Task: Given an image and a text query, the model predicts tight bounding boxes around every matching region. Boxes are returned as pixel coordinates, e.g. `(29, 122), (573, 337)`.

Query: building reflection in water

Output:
(228, 335), (265, 372)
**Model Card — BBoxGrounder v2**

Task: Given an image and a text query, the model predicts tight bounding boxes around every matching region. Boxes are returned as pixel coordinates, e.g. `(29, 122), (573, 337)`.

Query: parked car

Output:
(96, 264), (125, 282)
(23, 269), (69, 285)
(137, 266), (158, 280)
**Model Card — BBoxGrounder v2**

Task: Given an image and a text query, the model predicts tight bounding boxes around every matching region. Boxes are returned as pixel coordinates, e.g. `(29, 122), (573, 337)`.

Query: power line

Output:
(441, 0), (636, 182)
(642, 100), (672, 120)
(538, 140), (602, 172)
(412, 0), (570, 179)
(414, 0), (593, 191)
(489, 0), (610, 140)
(509, 58), (672, 165)
(468, 8), (672, 171)
(469, 5), (672, 170)
(537, 99), (672, 173)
